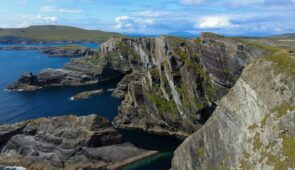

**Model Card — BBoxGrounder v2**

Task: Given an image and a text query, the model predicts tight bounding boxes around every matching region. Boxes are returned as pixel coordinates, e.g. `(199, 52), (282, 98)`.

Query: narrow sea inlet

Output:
(0, 43), (180, 170)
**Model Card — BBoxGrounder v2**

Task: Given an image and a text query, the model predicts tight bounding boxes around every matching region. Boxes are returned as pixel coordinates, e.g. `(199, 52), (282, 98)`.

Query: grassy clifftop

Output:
(0, 25), (121, 42)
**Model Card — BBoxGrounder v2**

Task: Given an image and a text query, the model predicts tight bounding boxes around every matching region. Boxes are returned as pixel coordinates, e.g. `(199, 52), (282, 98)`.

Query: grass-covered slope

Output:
(271, 33), (295, 39)
(241, 33), (295, 49)
(0, 25), (121, 42)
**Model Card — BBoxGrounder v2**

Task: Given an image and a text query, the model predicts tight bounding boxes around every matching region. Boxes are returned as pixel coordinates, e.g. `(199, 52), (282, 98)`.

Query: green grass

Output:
(271, 102), (295, 117)
(116, 42), (140, 60)
(282, 135), (295, 168)
(239, 38), (295, 78)
(0, 25), (121, 42)
(253, 132), (262, 151)
(145, 92), (179, 117)
(197, 146), (205, 156)
(266, 50), (295, 78)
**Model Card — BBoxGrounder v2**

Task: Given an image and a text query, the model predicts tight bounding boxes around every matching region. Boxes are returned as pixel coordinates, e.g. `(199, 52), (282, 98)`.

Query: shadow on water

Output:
(119, 129), (183, 170)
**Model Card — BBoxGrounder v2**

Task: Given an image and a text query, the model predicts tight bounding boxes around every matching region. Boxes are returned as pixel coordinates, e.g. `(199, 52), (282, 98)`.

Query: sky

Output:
(0, 0), (294, 36)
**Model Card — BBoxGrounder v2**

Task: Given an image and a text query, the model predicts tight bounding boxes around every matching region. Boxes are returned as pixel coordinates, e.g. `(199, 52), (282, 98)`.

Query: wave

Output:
(0, 166), (26, 170)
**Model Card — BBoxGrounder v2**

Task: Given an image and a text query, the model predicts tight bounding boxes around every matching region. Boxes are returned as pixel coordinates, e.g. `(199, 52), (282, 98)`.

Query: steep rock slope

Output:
(106, 33), (268, 138)
(171, 49), (295, 169)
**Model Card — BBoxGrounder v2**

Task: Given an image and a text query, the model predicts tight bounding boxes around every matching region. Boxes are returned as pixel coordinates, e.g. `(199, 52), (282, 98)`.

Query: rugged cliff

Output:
(171, 49), (295, 169)
(8, 33), (268, 138)
(103, 33), (268, 138)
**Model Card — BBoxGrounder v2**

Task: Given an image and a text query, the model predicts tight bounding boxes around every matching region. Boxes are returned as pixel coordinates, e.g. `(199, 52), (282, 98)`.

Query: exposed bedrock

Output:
(103, 33), (269, 138)
(171, 51), (295, 169)
(0, 115), (158, 170)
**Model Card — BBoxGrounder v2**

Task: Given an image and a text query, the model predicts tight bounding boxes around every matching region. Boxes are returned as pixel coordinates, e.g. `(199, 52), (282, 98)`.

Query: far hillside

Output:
(241, 33), (295, 49)
(0, 25), (121, 43)
(270, 33), (295, 39)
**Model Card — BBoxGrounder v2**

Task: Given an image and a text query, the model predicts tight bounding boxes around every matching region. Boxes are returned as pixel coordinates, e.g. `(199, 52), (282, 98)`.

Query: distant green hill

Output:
(0, 25), (121, 42)
(271, 33), (295, 39)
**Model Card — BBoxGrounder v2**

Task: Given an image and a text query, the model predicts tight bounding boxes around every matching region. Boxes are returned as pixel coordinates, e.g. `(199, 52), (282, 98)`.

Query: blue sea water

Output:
(0, 43), (120, 124)
(0, 43), (180, 170)
(0, 42), (99, 49)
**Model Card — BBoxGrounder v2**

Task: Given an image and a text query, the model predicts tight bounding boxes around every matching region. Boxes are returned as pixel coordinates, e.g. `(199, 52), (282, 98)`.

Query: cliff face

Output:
(99, 33), (268, 138)
(171, 50), (295, 169)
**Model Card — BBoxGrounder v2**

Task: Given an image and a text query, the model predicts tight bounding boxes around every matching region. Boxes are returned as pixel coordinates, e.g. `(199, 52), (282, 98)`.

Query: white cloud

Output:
(180, 0), (205, 5)
(134, 10), (170, 17)
(114, 16), (133, 30)
(0, 15), (58, 28)
(28, 15), (58, 22)
(114, 10), (168, 31)
(195, 16), (237, 29)
(226, 0), (265, 6)
(41, 6), (81, 14)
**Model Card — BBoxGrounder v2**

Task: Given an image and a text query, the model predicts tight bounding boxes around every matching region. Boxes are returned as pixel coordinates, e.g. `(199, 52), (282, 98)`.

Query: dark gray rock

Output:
(0, 115), (158, 169)
(0, 46), (94, 57)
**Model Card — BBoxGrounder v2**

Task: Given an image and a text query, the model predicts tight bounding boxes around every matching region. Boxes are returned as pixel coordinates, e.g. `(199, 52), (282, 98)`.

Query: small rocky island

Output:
(0, 115), (158, 169)
(71, 89), (104, 100)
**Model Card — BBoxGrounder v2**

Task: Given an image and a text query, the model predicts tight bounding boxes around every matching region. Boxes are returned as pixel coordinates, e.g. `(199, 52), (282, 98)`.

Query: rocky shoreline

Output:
(0, 114), (159, 170)
(0, 45), (94, 57)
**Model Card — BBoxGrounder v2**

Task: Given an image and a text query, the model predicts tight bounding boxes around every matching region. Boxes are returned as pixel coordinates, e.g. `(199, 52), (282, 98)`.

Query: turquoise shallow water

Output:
(0, 43), (180, 170)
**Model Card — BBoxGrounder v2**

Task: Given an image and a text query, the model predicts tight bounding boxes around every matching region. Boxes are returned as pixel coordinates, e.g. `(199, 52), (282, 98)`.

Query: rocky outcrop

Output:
(7, 47), (131, 91)
(0, 46), (93, 57)
(42, 46), (93, 57)
(101, 33), (268, 138)
(0, 115), (158, 169)
(71, 89), (104, 100)
(171, 50), (295, 169)
(7, 69), (98, 91)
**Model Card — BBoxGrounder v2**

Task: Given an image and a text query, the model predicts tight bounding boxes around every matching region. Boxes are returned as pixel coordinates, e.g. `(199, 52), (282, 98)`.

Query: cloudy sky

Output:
(0, 0), (294, 36)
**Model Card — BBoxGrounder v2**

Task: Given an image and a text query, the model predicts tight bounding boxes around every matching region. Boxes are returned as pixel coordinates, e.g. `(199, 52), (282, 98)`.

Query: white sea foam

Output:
(1, 166), (26, 170)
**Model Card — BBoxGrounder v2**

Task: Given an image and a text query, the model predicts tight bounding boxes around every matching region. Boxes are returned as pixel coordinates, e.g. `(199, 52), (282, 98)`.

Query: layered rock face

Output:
(0, 115), (158, 169)
(105, 33), (267, 138)
(171, 51), (295, 169)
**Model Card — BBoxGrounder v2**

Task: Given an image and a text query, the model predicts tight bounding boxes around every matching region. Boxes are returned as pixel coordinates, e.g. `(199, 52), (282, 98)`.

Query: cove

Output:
(0, 43), (181, 170)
